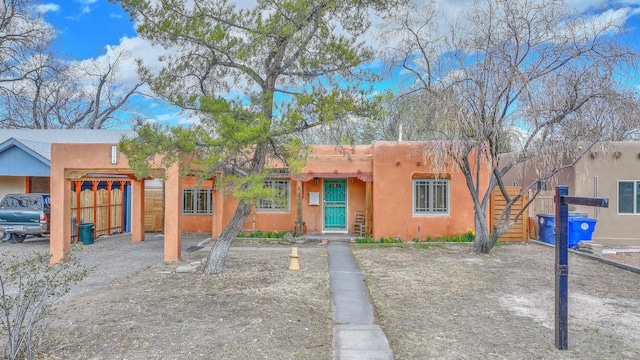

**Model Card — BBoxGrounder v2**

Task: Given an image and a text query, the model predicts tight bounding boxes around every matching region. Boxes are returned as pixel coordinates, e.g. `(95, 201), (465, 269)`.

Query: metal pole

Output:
(555, 185), (569, 350)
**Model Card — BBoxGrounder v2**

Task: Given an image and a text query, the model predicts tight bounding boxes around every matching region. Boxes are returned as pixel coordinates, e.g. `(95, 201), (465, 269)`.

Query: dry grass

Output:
(26, 240), (640, 359)
(43, 249), (332, 360)
(353, 243), (640, 359)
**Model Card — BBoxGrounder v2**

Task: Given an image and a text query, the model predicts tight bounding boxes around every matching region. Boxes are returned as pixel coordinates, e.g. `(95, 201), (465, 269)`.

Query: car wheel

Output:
(10, 233), (26, 243)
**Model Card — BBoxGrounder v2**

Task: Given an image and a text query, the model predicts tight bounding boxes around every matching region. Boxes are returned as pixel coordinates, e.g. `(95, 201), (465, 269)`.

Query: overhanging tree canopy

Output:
(116, 0), (396, 273)
(381, 0), (639, 253)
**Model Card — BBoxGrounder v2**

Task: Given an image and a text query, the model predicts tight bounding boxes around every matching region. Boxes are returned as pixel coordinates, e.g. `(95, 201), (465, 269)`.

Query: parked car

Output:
(0, 193), (51, 243)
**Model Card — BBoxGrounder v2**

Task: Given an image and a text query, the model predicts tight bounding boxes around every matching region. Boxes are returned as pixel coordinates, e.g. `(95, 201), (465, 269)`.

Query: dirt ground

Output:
(3, 238), (639, 359)
(353, 243), (640, 359)
(42, 247), (332, 360)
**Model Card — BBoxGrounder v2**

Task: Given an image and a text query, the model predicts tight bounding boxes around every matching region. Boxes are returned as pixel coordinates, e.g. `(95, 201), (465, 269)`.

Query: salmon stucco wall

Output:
(200, 142), (487, 240)
(50, 143), (183, 263)
(211, 178), (365, 235)
(371, 142), (489, 241)
(50, 141), (489, 255)
(180, 177), (214, 233)
(209, 145), (373, 236)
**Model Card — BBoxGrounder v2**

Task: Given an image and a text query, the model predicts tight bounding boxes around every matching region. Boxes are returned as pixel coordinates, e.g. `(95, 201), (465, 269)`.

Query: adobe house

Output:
(502, 141), (640, 246)
(49, 140), (490, 264)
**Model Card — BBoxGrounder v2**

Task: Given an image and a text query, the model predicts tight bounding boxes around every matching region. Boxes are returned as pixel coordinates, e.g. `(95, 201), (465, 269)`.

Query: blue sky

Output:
(43, 1), (135, 60)
(39, 0), (640, 126)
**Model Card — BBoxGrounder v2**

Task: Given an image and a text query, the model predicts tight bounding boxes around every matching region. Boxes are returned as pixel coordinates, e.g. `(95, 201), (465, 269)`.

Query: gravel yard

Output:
(2, 236), (639, 359)
(0, 232), (210, 298)
(353, 242), (640, 359)
(1, 233), (332, 359)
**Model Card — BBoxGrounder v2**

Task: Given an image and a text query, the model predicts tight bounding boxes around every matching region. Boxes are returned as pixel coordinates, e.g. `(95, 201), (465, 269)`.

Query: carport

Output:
(49, 143), (183, 264)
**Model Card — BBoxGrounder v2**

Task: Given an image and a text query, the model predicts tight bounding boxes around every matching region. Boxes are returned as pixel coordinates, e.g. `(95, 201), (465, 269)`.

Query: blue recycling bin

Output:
(567, 217), (597, 248)
(537, 213), (596, 247)
(537, 213), (556, 244)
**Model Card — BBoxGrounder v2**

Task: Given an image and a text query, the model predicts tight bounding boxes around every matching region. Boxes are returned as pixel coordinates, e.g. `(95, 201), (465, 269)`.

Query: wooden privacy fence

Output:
(528, 190), (555, 216)
(71, 180), (127, 241)
(144, 186), (164, 232)
(490, 186), (529, 242)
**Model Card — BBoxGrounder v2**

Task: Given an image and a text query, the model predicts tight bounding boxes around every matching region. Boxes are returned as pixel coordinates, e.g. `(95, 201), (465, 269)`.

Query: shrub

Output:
(420, 230), (475, 243)
(355, 235), (374, 243)
(238, 230), (286, 239)
(0, 251), (89, 360)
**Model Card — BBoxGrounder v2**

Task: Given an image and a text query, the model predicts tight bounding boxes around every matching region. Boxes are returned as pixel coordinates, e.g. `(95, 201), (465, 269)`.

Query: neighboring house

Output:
(48, 140), (490, 263)
(502, 141), (640, 246)
(0, 129), (137, 236)
(0, 129), (136, 198)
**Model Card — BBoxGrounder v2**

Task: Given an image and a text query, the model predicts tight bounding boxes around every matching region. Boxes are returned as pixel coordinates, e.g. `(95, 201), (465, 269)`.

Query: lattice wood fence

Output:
(71, 181), (126, 240)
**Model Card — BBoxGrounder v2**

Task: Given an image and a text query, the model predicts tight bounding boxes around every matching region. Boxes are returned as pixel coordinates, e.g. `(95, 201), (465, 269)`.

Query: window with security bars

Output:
(413, 179), (449, 215)
(182, 189), (213, 215)
(618, 180), (640, 214)
(258, 180), (290, 211)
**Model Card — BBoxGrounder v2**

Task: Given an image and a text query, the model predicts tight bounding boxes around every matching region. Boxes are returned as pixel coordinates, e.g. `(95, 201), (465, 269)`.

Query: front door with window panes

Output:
(323, 179), (347, 231)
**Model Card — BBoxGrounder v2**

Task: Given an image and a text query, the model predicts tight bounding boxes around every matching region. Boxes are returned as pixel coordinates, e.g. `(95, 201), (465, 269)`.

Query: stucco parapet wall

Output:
(52, 143), (165, 179)
(301, 145), (373, 177)
(372, 141), (435, 155)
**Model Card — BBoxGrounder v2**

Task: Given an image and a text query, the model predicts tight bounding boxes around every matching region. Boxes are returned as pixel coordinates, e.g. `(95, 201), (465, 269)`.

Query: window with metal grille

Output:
(618, 180), (640, 214)
(258, 180), (290, 211)
(182, 189), (212, 215)
(413, 179), (449, 215)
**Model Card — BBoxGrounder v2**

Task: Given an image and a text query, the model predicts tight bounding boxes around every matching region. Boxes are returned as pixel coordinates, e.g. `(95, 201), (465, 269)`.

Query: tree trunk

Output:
(204, 200), (252, 274)
(472, 203), (497, 254)
(295, 181), (303, 236)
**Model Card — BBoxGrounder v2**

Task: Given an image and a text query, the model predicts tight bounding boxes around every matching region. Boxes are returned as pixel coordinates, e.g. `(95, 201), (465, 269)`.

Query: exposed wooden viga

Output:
(490, 186), (529, 242)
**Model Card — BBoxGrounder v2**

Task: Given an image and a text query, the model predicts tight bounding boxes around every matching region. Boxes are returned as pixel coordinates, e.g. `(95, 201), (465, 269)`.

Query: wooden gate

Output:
(144, 185), (164, 232)
(490, 186), (529, 242)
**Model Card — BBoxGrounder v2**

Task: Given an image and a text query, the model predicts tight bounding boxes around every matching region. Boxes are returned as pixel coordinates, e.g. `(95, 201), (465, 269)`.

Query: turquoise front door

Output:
(323, 179), (347, 231)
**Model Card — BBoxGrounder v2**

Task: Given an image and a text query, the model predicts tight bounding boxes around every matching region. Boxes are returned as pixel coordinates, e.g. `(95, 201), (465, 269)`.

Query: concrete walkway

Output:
(327, 241), (394, 360)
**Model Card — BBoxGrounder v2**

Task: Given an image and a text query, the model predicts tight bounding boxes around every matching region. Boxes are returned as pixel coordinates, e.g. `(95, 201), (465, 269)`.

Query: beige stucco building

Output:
(503, 142), (640, 246)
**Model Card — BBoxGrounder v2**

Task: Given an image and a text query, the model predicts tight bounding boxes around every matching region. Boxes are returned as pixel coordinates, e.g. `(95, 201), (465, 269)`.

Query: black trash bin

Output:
(78, 223), (95, 245)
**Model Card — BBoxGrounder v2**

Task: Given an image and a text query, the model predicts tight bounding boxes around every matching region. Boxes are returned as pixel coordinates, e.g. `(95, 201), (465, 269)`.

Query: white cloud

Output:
(88, 35), (171, 88)
(37, 3), (60, 14)
(145, 110), (200, 126)
(74, 0), (98, 15)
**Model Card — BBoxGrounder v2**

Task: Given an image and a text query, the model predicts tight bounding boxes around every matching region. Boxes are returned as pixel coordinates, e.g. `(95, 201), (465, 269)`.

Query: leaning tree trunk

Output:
(472, 204), (497, 254)
(204, 201), (252, 274)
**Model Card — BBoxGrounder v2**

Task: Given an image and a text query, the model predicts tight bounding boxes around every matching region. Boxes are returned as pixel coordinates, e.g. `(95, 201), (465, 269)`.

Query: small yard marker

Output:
(288, 247), (300, 271)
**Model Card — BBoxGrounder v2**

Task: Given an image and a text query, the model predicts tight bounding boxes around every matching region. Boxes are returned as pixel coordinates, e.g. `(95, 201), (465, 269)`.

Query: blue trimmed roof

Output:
(0, 129), (137, 176)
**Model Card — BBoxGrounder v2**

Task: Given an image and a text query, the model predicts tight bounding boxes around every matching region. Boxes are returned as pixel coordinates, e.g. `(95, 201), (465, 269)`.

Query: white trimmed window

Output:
(413, 179), (449, 215)
(618, 181), (640, 214)
(182, 189), (213, 215)
(258, 180), (290, 211)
